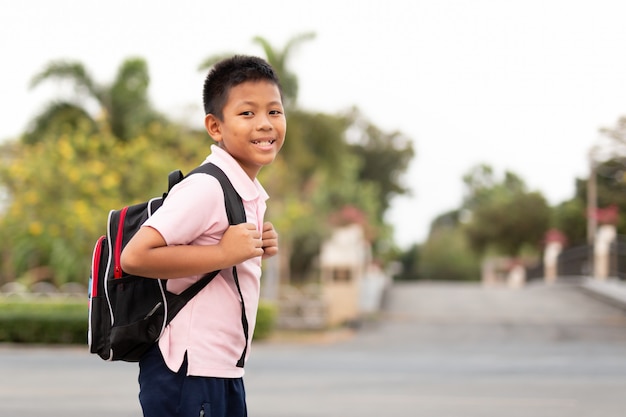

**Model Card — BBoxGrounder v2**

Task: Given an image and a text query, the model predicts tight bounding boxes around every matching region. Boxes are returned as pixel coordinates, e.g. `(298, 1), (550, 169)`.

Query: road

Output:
(2, 281), (626, 417)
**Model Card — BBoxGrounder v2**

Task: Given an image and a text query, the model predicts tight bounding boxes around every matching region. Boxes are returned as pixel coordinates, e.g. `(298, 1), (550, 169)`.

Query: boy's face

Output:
(205, 80), (286, 179)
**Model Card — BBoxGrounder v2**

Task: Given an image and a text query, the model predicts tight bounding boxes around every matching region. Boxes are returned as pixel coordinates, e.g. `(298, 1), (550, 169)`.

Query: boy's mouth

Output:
(251, 139), (276, 146)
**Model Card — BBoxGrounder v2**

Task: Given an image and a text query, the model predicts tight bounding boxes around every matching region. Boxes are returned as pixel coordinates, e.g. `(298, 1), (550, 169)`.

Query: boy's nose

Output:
(256, 115), (273, 130)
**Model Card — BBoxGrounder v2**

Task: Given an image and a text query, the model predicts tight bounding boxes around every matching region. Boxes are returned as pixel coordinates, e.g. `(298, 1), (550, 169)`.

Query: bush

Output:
(418, 228), (481, 281)
(254, 301), (277, 340)
(0, 297), (87, 344)
(0, 297), (277, 345)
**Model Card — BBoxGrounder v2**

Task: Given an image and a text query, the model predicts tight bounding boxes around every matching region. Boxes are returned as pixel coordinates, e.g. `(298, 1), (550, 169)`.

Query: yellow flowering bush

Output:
(0, 123), (209, 286)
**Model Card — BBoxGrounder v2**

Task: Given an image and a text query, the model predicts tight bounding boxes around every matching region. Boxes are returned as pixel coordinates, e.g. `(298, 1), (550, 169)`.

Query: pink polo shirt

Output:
(142, 145), (268, 378)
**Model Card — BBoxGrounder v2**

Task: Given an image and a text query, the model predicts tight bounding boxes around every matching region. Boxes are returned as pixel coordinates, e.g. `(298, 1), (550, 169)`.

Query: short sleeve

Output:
(143, 174), (227, 246)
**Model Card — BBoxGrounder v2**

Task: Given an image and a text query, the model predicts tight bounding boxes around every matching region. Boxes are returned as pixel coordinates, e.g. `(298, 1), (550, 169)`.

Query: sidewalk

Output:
(579, 277), (626, 311)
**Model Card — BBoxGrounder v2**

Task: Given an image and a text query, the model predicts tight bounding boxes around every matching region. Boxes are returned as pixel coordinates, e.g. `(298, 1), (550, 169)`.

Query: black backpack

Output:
(88, 163), (249, 364)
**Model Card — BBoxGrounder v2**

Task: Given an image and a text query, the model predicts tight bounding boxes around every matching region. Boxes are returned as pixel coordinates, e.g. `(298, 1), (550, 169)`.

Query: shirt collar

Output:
(204, 144), (269, 202)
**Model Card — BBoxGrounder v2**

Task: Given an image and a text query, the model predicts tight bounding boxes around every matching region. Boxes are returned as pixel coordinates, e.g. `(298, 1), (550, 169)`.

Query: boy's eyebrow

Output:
(237, 100), (283, 107)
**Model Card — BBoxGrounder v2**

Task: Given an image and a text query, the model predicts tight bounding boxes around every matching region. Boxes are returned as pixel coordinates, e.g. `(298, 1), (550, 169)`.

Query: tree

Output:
(551, 155), (626, 248)
(345, 108), (415, 217)
(25, 57), (164, 143)
(461, 164), (550, 256)
(551, 197), (586, 245)
(394, 243), (421, 281)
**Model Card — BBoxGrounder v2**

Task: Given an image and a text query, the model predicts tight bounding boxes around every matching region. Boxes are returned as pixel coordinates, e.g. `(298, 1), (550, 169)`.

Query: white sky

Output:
(2, 0), (626, 248)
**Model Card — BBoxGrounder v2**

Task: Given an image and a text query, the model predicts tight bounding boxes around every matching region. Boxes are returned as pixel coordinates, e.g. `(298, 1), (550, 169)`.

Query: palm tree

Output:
(26, 57), (163, 143)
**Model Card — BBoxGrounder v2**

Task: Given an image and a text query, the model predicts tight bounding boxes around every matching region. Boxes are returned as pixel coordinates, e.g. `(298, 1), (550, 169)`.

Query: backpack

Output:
(88, 163), (249, 363)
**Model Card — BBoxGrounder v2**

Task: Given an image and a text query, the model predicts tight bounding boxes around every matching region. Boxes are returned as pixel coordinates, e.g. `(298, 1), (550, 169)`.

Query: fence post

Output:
(544, 241), (562, 284)
(594, 225), (616, 280)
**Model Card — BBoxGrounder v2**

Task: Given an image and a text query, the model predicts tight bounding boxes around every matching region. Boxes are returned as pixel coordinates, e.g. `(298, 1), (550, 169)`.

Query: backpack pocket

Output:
(107, 275), (167, 361)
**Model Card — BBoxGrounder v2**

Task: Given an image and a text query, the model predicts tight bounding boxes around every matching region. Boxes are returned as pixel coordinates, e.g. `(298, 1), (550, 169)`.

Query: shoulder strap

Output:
(167, 170), (184, 193)
(164, 163), (250, 368)
(187, 163), (246, 225)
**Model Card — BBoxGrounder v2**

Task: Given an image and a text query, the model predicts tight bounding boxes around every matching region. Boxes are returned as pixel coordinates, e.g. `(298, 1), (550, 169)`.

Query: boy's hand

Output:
(219, 223), (264, 265)
(261, 221), (279, 259)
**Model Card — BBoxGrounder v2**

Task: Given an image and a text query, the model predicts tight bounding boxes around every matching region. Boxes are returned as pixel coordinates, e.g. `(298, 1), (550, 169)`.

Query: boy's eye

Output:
(269, 110), (283, 115)
(240, 111), (253, 116)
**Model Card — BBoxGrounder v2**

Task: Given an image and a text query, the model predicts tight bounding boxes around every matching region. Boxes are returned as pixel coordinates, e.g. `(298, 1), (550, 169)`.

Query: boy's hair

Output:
(202, 55), (283, 120)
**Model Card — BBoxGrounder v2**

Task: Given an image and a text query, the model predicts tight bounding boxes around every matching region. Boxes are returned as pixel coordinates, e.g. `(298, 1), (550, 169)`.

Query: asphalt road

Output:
(2, 281), (626, 417)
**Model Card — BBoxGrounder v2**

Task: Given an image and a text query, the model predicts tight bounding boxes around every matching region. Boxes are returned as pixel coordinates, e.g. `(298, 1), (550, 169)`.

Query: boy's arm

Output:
(120, 223), (264, 279)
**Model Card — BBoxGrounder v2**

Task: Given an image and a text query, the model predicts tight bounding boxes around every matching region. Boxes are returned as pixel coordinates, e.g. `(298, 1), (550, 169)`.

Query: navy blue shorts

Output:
(138, 345), (247, 417)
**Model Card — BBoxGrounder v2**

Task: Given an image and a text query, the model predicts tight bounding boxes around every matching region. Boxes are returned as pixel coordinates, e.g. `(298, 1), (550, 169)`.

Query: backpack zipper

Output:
(91, 235), (106, 296)
(114, 206), (129, 279)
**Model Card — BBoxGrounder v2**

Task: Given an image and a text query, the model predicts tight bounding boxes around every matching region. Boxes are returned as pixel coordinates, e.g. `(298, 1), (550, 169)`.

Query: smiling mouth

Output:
(251, 139), (276, 145)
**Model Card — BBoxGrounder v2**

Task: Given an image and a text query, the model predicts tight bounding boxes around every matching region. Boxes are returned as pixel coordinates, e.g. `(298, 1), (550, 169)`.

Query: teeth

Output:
(253, 140), (274, 145)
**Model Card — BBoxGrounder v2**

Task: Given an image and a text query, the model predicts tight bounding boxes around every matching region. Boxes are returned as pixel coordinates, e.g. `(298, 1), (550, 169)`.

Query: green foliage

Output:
(253, 301), (277, 340)
(394, 243), (421, 281)
(461, 164), (550, 256)
(411, 165), (553, 282)
(551, 176), (590, 245)
(346, 109), (415, 216)
(109, 58), (165, 141)
(26, 57), (163, 143)
(418, 227), (480, 281)
(0, 297), (277, 344)
(22, 102), (98, 145)
(0, 298), (87, 344)
(0, 122), (208, 285)
(595, 158), (626, 232)
(551, 198), (586, 245)
(551, 157), (626, 246)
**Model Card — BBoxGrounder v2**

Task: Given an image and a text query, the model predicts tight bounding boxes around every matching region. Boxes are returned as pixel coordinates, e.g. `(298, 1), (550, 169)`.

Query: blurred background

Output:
(0, 0), (626, 295)
(2, 1), (626, 415)
(3, 0), (626, 293)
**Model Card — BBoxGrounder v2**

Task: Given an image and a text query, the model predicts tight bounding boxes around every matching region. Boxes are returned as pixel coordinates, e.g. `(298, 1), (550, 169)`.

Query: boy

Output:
(120, 55), (286, 417)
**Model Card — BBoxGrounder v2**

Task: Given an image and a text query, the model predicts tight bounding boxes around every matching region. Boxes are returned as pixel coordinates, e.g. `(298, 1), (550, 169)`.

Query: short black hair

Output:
(202, 55), (283, 120)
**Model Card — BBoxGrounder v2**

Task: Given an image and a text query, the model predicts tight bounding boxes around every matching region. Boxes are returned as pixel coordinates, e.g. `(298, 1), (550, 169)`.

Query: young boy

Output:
(120, 55), (286, 417)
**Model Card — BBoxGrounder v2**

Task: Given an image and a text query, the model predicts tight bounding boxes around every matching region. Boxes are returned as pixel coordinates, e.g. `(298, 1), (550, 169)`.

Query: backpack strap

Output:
(167, 170), (184, 193)
(188, 163), (246, 224)
(165, 162), (249, 368)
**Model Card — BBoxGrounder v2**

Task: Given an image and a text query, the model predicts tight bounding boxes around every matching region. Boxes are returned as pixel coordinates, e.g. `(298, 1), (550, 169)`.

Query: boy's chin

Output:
(256, 150), (279, 163)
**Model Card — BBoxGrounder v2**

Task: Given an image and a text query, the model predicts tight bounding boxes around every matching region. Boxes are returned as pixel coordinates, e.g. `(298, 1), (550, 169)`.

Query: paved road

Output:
(2, 281), (626, 417)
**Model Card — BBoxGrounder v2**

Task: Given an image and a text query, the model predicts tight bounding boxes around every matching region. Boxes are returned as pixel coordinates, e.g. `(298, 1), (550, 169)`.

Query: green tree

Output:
(25, 57), (164, 143)
(591, 157), (626, 233)
(551, 197), (586, 245)
(461, 164), (550, 256)
(394, 243), (421, 281)
(551, 157), (626, 247)
(345, 108), (415, 217)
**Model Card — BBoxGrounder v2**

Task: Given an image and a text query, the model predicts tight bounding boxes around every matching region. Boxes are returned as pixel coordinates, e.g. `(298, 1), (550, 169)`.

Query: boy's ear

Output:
(204, 114), (222, 143)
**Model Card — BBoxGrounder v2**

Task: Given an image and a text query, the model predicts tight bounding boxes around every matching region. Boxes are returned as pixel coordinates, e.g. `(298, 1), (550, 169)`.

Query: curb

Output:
(579, 277), (626, 312)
